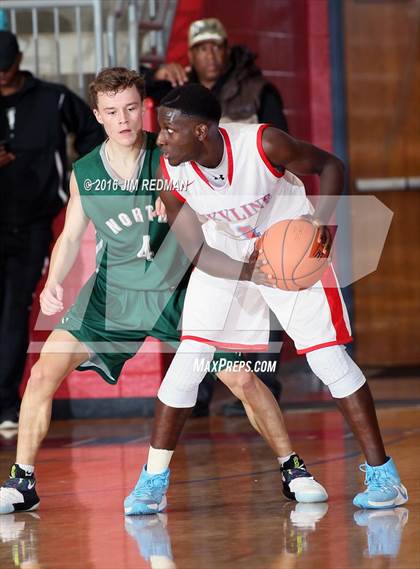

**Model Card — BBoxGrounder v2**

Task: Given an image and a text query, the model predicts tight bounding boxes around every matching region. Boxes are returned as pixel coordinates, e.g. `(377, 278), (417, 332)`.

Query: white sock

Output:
(277, 452), (295, 467)
(147, 447), (174, 475)
(16, 463), (35, 476)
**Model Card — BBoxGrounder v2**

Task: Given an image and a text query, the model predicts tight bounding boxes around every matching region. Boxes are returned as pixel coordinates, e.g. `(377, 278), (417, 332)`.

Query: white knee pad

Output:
(157, 340), (216, 408)
(306, 345), (366, 398)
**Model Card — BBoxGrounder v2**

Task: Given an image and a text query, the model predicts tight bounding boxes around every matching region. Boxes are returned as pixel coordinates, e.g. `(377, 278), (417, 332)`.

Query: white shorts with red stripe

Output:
(181, 266), (352, 354)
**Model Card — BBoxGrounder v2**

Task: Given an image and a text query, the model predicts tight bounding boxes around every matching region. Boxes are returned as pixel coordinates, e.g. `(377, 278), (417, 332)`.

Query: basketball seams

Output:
(281, 220), (293, 290)
(261, 219), (331, 291)
(261, 233), (280, 288)
(293, 259), (330, 280)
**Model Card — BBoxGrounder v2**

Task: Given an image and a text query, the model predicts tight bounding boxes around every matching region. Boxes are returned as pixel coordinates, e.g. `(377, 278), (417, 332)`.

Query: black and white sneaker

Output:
(281, 454), (328, 503)
(0, 465), (40, 515)
(0, 512), (40, 566)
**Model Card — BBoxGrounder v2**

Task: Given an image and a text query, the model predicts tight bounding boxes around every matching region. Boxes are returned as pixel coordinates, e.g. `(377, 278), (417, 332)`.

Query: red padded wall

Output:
(166, 0), (333, 145)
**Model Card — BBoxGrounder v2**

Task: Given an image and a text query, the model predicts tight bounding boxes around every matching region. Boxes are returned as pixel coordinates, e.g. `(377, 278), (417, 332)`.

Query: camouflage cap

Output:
(188, 18), (227, 48)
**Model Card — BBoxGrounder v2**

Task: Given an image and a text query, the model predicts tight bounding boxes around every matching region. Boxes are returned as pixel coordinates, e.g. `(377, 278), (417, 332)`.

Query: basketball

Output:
(258, 219), (331, 291)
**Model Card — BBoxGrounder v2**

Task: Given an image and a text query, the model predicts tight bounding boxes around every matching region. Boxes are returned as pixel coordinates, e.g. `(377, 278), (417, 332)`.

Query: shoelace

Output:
(4, 477), (31, 489)
(283, 465), (312, 480)
(134, 473), (167, 497)
(360, 464), (390, 493)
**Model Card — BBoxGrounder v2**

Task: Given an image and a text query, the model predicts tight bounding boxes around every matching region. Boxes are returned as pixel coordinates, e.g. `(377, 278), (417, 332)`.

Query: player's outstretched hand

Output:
(40, 282), (64, 315)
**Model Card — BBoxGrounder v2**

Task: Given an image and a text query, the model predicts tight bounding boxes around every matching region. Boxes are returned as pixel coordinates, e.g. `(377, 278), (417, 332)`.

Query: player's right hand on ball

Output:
(240, 245), (277, 287)
(40, 282), (64, 315)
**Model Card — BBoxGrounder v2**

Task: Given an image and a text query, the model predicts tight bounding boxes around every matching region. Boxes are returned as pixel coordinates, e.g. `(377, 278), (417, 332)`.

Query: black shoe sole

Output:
(14, 499), (40, 512)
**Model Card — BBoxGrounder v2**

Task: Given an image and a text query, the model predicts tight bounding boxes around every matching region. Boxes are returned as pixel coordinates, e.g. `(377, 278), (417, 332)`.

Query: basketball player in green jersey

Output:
(0, 68), (327, 516)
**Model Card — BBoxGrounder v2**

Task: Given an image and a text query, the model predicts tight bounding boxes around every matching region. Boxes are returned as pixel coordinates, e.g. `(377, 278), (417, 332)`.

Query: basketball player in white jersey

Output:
(151, 84), (407, 510)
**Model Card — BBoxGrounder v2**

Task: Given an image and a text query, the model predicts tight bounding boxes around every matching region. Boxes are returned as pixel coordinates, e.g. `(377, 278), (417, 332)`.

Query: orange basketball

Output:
(258, 219), (331, 291)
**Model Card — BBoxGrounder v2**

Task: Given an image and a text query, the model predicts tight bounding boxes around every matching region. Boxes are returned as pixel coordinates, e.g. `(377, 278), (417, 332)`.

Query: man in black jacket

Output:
(146, 18), (288, 130)
(144, 18), (287, 416)
(0, 31), (104, 428)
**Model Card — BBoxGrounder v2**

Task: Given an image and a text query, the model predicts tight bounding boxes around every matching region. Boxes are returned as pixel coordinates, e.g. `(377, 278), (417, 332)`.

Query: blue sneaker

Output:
(124, 466), (170, 516)
(353, 457), (408, 509)
(125, 513), (174, 563)
(354, 507), (409, 557)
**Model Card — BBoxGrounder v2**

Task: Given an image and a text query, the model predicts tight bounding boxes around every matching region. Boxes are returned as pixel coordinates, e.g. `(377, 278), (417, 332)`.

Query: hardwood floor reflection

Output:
(0, 404), (419, 568)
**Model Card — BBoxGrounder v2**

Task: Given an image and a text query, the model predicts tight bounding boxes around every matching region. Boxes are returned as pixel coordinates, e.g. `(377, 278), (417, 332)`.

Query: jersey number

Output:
(137, 235), (154, 261)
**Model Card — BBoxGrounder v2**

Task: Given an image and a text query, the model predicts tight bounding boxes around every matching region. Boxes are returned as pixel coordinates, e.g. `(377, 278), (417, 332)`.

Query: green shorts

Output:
(57, 271), (240, 384)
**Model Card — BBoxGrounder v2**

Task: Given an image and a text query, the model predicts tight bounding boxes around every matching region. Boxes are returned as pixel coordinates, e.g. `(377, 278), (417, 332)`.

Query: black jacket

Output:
(0, 72), (104, 227)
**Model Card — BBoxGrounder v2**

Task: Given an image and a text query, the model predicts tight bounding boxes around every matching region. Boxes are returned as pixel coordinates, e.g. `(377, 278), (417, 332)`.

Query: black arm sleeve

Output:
(60, 87), (104, 156)
(258, 83), (288, 133)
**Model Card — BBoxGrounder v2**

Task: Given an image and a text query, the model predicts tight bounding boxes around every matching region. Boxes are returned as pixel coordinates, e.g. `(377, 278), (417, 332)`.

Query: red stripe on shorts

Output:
(181, 335), (268, 352)
(297, 266), (353, 354)
(321, 266), (353, 344)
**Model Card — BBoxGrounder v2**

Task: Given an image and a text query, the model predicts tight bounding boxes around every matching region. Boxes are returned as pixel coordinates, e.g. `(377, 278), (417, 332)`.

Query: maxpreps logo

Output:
(193, 358), (277, 374)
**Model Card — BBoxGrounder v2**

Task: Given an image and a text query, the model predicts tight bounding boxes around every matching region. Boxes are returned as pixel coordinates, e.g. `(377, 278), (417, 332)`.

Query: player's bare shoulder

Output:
(261, 126), (300, 167)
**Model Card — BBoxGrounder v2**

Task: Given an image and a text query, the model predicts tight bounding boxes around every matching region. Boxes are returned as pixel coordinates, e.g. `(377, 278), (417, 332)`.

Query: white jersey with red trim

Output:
(161, 123), (312, 261)
(161, 123), (352, 353)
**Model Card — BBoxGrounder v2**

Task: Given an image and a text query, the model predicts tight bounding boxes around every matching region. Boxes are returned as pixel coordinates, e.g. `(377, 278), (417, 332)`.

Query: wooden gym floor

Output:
(0, 366), (419, 569)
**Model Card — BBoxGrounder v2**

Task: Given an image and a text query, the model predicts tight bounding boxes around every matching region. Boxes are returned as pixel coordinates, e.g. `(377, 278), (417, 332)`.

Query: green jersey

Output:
(73, 132), (190, 291)
(58, 132), (239, 385)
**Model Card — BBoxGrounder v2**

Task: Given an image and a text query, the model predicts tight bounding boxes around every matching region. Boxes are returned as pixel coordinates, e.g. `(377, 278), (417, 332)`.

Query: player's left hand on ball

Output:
(300, 215), (331, 256)
(154, 197), (167, 221)
(316, 225), (332, 256)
